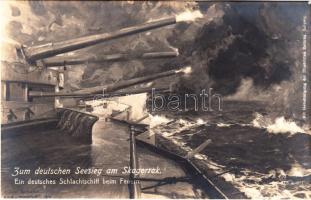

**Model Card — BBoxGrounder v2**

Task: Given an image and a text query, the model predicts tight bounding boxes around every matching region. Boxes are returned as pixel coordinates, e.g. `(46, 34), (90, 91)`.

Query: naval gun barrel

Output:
(29, 87), (169, 98)
(22, 17), (176, 64)
(29, 67), (187, 97)
(42, 51), (179, 67)
(76, 68), (181, 95)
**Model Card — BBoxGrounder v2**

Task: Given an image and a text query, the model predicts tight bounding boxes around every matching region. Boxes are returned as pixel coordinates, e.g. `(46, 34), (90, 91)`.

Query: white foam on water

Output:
(149, 114), (172, 128)
(252, 113), (308, 135)
(196, 118), (206, 125)
(267, 117), (306, 135)
(216, 123), (232, 127)
(153, 114), (311, 199)
(287, 161), (311, 177)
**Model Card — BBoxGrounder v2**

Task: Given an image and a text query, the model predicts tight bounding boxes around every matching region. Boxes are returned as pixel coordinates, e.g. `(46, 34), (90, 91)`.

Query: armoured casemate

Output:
(1, 17), (179, 124)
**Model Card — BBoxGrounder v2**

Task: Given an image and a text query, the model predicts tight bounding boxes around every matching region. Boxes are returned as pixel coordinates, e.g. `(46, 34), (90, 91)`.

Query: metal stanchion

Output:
(129, 125), (141, 199)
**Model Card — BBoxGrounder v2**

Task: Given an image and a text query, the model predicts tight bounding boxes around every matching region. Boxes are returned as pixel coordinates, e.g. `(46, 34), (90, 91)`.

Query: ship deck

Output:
(1, 115), (202, 198)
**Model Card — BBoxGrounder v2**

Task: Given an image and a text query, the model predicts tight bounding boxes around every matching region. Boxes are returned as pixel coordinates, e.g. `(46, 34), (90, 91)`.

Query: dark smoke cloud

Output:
(4, 1), (308, 106)
(166, 2), (307, 97)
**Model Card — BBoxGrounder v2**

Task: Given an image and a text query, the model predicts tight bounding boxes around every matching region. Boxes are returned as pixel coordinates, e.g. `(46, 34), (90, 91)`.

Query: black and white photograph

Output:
(1, 1), (310, 199)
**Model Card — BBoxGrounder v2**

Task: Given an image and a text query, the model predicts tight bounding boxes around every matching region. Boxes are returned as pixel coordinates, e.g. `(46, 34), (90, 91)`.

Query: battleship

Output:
(1, 1), (311, 199)
(1, 5), (228, 198)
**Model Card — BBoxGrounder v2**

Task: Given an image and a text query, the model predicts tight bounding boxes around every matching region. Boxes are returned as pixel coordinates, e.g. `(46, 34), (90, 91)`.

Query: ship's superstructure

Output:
(0, 6), (233, 198)
(1, 44), (63, 124)
(1, 17), (180, 125)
